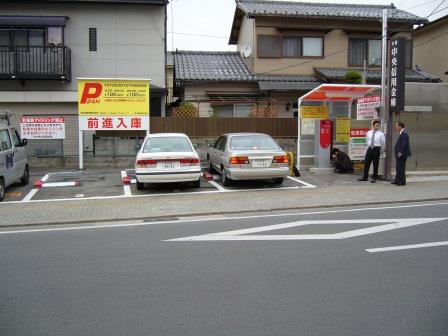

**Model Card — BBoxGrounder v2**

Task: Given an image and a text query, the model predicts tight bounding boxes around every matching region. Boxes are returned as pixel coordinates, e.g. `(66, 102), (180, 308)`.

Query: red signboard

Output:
(350, 128), (369, 138)
(319, 120), (332, 149)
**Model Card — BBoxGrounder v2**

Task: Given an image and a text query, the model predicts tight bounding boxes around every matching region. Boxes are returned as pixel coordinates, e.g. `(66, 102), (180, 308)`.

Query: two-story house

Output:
(173, 0), (439, 120)
(0, 0), (167, 165)
(413, 14), (448, 82)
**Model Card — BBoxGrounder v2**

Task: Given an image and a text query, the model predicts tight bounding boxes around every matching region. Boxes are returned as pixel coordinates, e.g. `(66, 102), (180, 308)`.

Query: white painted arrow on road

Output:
(165, 218), (447, 241)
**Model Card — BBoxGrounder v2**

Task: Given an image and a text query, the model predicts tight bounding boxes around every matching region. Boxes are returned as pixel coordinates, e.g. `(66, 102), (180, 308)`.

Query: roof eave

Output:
(229, 7), (245, 45)
(245, 12), (423, 24)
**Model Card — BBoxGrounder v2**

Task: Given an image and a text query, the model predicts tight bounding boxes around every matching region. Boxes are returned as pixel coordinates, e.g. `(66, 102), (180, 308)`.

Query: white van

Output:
(0, 123), (29, 201)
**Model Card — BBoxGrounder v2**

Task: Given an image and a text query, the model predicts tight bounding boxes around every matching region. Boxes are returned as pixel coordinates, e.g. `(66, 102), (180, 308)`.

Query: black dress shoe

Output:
(391, 181), (397, 184)
(396, 183), (406, 186)
(358, 178), (368, 181)
(371, 179), (376, 183)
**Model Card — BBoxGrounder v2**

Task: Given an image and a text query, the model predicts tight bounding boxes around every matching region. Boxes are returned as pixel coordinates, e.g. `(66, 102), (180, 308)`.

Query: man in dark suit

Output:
(331, 148), (354, 174)
(392, 122), (411, 186)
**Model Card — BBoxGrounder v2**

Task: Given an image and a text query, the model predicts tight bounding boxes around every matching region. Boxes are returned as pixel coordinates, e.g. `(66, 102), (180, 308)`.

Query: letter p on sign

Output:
(80, 83), (102, 104)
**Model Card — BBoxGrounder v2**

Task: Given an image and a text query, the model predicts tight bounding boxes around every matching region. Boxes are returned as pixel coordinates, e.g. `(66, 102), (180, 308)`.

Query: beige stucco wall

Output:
(237, 17), (256, 73)
(413, 20), (448, 82)
(237, 16), (411, 76)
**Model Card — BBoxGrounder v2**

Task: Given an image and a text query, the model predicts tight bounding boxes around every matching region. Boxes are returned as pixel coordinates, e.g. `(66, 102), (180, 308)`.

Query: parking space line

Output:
(22, 188), (39, 202)
(366, 241), (448, 253)
(230, 186), (300, 192)
(208, 181), (228, 192)
(42, 182), (78, 188)
(22, 172), (49, 202)
(121, 170), (132, 197)
(287, 176), (316, 188)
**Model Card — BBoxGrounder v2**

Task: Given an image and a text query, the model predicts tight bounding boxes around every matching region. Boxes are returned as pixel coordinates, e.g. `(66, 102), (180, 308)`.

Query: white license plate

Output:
(251, 159), (271, 168)
(158, 161), (180, 169)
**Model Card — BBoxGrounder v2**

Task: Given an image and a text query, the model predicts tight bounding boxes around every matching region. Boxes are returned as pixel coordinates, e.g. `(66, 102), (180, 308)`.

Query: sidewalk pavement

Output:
(1, 176), (448, 228)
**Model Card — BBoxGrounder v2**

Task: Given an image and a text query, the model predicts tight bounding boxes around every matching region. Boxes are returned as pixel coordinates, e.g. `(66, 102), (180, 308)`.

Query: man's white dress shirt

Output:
(366, 130), (385, 148)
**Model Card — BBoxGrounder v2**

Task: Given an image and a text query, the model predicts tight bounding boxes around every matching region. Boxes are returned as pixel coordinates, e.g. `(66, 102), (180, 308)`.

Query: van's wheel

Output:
(21, 165), (29, 186)
(0, 178), (5, 202)
(221, 167), (232, 186)
(273, 177), (284, 185)
(136, 181), (145, 190)
(192, 178), (201, 188)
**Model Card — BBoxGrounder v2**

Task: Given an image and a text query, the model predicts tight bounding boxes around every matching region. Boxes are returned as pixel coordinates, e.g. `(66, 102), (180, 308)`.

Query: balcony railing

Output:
(0, 45), (71, 81)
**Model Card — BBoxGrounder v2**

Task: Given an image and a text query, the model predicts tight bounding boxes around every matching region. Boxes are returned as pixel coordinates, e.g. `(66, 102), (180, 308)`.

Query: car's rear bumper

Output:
(226, 167), (289, 180)
(136, 170), (201, 183)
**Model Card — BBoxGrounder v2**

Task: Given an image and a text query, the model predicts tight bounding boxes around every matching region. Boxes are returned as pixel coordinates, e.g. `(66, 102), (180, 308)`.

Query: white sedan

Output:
(135, 133), (202, 190)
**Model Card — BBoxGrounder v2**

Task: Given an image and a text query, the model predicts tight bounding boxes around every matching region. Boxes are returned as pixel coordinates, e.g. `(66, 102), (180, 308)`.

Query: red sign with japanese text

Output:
(319, 120), (332, 149)
(20, 116), (65, 139)
(350, 128), (369, 138)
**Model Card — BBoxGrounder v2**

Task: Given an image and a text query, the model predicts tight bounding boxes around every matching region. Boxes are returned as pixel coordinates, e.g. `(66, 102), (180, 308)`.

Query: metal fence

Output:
(0, 45), (71, 80)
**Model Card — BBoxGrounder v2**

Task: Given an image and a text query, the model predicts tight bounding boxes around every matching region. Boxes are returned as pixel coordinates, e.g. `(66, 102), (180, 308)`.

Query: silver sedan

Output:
(207, 133), (290, 186)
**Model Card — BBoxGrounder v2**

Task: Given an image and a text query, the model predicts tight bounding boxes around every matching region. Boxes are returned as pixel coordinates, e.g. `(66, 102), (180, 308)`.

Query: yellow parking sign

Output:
(300, 106), (328, 119)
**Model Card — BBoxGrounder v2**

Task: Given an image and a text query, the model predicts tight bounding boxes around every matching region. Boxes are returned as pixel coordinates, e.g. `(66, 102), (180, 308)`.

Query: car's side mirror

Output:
(21, 138), (28, 146)
(193, 143), (199, 149)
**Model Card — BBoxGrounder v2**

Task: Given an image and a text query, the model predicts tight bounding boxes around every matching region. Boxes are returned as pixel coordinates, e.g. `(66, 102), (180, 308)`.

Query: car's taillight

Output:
(229, 156), (250, 165)
(273, 155), (289, 164)
(180, 158), (200, 166)
(136, 159), (157, 168)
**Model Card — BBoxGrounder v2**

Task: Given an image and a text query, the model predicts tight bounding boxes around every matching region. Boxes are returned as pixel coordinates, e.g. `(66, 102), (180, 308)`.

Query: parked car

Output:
(207, 133), (289, 186)
(135, 133), (202, 190)
(0, 123), (29, 201)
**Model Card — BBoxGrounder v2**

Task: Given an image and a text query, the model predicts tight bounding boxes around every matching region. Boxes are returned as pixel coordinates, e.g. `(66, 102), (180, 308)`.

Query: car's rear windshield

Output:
(230, 135), (280, 150)
(142, 137), (193, 153)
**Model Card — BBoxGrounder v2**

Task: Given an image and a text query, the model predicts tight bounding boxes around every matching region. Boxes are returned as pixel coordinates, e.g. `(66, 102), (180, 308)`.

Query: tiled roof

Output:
(237, 0), (426, 23)
(314, 67), (440, 83)
(257, 75), (318, 82)
(174, 51), (321, 83)
(174, 51), (254, 81)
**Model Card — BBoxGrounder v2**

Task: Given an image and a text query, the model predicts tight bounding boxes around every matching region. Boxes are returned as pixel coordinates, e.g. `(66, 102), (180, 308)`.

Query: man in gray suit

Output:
(392, 122), (411, 186)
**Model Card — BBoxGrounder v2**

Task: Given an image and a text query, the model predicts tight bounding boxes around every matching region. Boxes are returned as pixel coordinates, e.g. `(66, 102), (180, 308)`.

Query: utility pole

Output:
(381, 8), (392, 180)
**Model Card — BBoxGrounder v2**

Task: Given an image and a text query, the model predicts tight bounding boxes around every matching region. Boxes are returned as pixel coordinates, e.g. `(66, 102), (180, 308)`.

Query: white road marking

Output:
(121, 170), (132, 197)
(366, 241), (448, 253)
(208, 181), (227, 192)
(41, 182), (77, 188)
(287, 176), (316, 188)
(0, 203), (447, 235)
(21, 188), (39, 202)
(166, 218), (447, 241)
(22, 172), (49, 202)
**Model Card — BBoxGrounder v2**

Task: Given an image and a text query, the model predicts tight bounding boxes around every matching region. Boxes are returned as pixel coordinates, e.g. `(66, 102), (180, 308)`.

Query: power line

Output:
(414, 29), (448, 48)
(403, 0), (440, 10)
(168, 32), (229, 39)
(259, 1), (446, 75)
(426, 0), (446, 17)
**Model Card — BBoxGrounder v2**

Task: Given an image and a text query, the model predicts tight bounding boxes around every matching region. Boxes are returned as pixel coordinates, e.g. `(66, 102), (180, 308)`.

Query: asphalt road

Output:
(1, 202), (447, 336)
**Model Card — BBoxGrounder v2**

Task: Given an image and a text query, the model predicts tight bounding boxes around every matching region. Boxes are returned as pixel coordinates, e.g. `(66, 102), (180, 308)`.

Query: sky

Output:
(167, 0), (448, 51)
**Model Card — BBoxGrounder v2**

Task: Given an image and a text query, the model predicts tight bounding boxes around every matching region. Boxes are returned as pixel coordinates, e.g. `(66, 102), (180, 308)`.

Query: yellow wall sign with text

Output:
(78, 79), (150, 116)
(300, 106), (328, 119)
(336, 118), (351, 143)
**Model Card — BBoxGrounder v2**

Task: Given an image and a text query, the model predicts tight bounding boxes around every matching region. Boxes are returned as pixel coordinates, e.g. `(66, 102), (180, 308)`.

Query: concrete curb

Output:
(1, 197), (447, 229)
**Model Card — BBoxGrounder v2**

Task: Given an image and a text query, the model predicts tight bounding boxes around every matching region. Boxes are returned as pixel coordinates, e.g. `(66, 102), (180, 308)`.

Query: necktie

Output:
(370, 131), (376, 149)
